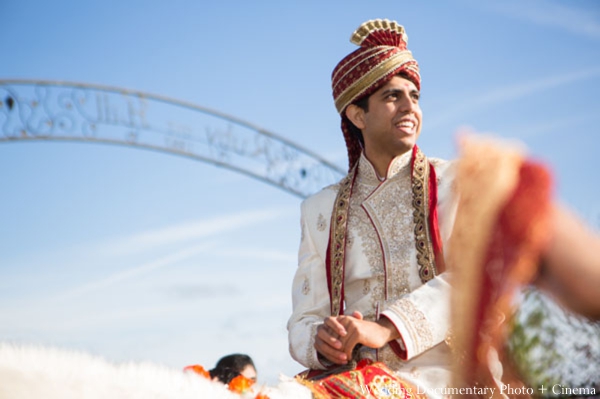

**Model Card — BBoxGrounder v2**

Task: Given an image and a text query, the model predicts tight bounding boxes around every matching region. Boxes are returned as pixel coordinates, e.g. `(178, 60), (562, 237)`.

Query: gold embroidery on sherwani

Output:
(327, 149), (438, 317)
(317, 213), (327, 231)
(302, 277), (310, 295)
(307, 323), (320, 369)
(346, 231), (355, 249)
(390, 298), (434, 353)
(362, 279), (371, 295)
(349, 178), (385, 310)
(412, 147), (438, 283)
(328, 170), (355, 316)
(361, 170), (413, 299)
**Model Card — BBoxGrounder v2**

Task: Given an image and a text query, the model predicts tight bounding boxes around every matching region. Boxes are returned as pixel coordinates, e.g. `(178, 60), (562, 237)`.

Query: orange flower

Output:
(183, 364), (211, 379)
(254, 393), (270, 399)
(228, 374), (255, 393)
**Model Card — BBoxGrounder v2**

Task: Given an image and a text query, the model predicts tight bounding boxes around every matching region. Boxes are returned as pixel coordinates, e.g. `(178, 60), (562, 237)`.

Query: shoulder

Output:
(299, 179), (346, 236)
(429, 157), (456, 179)
(429, 157), (452, 169)
(301, 181), (341, 215)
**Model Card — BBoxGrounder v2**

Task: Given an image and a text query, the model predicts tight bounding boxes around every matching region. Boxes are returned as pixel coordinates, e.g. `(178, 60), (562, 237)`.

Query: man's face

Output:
(352, 75), (422, 159)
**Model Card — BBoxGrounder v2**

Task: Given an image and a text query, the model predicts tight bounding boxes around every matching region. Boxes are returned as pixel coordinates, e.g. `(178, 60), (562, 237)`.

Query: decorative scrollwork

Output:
(0, 80), (345, 198)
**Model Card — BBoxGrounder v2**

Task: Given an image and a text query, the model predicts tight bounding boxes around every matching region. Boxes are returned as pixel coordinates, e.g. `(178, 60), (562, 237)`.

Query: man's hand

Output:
(314, 311), (401, 365)
(314, 316), (350, 365)
(336, 311), (400, 360)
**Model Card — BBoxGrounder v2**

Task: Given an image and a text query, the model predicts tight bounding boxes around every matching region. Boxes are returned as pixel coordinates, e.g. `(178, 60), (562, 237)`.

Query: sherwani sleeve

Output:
(380, 274), (452, 360)
(380, 160), (458, 361)
(287, 191), (336, 370)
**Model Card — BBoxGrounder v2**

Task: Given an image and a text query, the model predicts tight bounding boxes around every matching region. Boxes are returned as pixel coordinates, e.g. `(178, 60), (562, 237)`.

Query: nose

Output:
(397, 92), (416, 113)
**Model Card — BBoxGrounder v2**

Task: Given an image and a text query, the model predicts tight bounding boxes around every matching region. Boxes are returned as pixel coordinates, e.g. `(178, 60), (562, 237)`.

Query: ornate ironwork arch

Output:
(0, 80), (344, 198)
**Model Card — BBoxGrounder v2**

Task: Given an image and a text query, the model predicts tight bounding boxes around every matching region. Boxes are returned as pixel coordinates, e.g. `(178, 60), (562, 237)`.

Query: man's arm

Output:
(366, 159), (457, 360)
(375, 160), (456, 360)
(289, 186), (391, 367)
(287, 192), (341, 369)
(379, 272), (452, 360)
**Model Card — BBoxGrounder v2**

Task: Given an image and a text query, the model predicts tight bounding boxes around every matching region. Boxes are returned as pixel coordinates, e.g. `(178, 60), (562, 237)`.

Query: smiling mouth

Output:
(395, 120), (416, 131)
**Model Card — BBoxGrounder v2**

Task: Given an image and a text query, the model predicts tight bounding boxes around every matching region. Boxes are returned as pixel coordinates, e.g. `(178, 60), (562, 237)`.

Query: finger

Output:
(316, 325), (342, 349)
(324, 317), (347, 337)
(337, 315), (360, 334)
(314, 336), (348, 364)
(351, 310), (363, 320)
(339, 329), (359, 359)
(326, 324), (341, 340)
(320, 323), (340, 339)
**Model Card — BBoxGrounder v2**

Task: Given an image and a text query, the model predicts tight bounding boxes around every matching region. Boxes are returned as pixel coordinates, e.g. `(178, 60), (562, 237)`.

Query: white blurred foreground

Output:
(0, 343), (311, 399)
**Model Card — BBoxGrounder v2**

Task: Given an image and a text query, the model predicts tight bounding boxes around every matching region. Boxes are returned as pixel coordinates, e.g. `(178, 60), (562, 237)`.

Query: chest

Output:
(344, 174), (423, 299)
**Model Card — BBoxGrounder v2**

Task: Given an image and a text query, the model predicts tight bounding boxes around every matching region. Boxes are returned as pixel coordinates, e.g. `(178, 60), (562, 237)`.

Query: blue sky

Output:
(1, 0), (599, 385)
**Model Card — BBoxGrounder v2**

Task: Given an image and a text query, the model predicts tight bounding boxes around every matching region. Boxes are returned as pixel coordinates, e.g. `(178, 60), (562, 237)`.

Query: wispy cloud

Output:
(0, 208), (292, 281)
(212, 247), (296, 263)
(50, 242), (217, 303)
(98, 208), (289, 256)
(164, 282), (242, 300)
(487, 0), (600, 40)
(0, 208), (298, 324)
(427, 67), (600, 130)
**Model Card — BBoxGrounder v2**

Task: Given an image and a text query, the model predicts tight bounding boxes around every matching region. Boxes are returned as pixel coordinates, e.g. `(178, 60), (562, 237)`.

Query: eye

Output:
(411, 92), (420, 101)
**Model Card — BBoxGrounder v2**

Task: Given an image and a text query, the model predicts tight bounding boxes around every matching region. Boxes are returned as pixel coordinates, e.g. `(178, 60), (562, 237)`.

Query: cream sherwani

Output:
(288, 150), (457, 394)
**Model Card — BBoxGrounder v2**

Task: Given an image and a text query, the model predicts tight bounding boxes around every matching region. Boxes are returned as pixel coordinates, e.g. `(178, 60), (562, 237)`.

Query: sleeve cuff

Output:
(380, 298), (435, 361)
(379, 314), (407, 360)
(388, 337), (407, 360)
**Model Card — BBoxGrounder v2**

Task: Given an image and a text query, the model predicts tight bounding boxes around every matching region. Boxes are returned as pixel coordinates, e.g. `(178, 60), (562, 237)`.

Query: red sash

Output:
(296, 359), (426, 399)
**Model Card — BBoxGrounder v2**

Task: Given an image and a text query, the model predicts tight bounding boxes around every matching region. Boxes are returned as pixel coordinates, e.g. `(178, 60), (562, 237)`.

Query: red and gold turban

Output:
(332, 19), (421, 170)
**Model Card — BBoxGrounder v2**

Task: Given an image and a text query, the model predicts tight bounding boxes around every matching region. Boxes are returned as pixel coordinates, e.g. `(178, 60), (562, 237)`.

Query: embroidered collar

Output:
(358, 150), (413, 185)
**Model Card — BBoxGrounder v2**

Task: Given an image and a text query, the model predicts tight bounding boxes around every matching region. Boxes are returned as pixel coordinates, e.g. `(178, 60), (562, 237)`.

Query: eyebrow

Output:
(380, 88), (399, 97)
(380, 87), (420, 97)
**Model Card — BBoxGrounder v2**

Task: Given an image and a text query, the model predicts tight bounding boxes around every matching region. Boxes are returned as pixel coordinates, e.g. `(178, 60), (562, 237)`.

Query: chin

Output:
(391, 141), (416, 155)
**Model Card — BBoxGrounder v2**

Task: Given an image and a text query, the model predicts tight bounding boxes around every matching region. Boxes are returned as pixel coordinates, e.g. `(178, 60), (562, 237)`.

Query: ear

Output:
(345, 104), (366, 130)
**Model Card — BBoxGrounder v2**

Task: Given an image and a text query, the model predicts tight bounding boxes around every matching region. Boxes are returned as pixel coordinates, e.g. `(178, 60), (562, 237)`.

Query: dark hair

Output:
(347, 94), (369, 147)
(209, 354), (255, 384)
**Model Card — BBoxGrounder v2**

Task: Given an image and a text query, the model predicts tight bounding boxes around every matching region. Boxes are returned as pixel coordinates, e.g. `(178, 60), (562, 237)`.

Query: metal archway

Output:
(0, 80), (345, 198)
